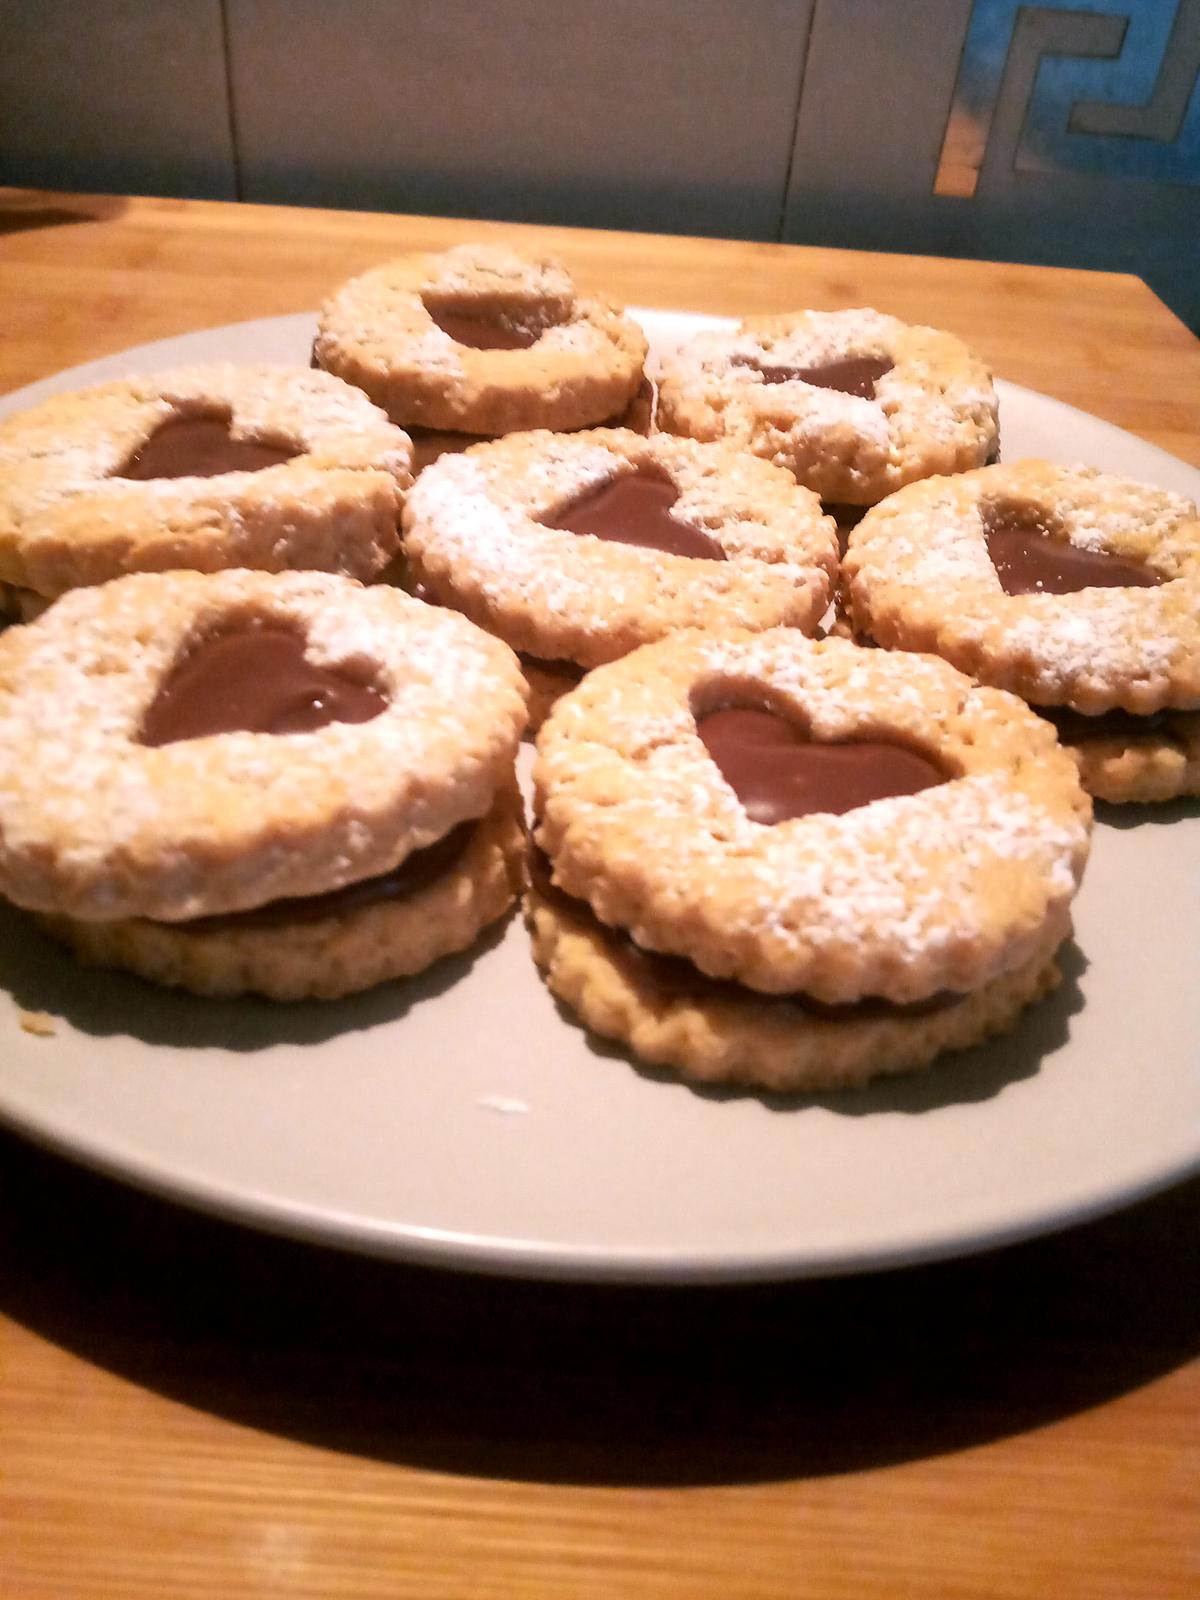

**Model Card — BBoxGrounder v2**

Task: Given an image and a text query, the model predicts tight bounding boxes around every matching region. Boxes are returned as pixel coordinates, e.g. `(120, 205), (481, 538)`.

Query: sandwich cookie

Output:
(0, 569), (527, 999)
(842, 461), (1200, 802)
(530, 630), (1091, 1090)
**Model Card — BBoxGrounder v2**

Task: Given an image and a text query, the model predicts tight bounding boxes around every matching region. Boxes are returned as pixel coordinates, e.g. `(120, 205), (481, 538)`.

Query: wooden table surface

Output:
(1, 188), (1197, 1600)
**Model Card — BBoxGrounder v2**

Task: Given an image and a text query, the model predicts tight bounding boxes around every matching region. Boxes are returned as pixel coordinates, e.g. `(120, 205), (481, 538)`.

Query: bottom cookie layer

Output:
(41, 788), (526, 1001)
(1047, 708), (1200, 805)
(526, 883), (1063, 1092)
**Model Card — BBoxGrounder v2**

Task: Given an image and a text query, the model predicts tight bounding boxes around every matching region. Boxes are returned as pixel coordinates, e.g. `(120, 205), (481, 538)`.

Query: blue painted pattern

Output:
(940, 0), (1199, 190)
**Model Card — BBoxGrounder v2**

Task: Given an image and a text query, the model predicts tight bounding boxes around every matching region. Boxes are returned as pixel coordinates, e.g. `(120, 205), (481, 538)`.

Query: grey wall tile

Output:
(0, 0), (235, 199)
(227, 0), (814, 240)
(783, 0), (1200, 329)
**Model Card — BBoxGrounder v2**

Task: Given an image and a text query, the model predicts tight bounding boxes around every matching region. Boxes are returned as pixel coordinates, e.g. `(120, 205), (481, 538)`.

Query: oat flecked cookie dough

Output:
(403, 428), (839, 729)
(314, 243), (648, 435)
(843, 460), (1200, 803)
(529, 631), (1091, 1091)
(0, 569), (528, 999)
(657, 308), (998, 513)
(0, 364), (414, 613)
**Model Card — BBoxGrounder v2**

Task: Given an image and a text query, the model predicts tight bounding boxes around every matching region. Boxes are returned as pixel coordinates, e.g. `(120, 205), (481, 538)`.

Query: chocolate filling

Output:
(529, 847), (954, 1020)
(982, 499), (1164, 597)
(139, 623), (387, 746)
(695, 705), (947, 824)
(118, 412), (298, 479)
(733, 354), (893, 398)
(422, 300), (546, 351)
(518, 652), (586, 684)
(1040, 704), (1186, 747)
(176, 820), (476, 932)
(541, 466), (726, 561)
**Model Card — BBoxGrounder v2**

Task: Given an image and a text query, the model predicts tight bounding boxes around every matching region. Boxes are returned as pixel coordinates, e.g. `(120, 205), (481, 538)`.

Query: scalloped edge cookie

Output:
(657, 308), (997, 504)
(0, 569), (527, 921)
(43, 785), (525, 1000)
(402, 428), (838, 671)
(842, 460), (1200, 717)
(527, 881), (1063, 1091)
(0, 365), (413, 598)
(534, 630), (1091, 1005)
(314, 243), (647, 434)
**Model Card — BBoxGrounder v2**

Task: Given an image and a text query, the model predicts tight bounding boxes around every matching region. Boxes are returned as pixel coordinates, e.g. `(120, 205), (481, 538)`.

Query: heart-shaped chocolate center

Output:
(118, 413), (298, 480)
(419, 302), (540, 350)
(733, 354), (893, 398)
(541, 466), (726, 560)
(139, 624), (387, 746)
(696, 705), (946, 823)
(982, 499), (1162, 596)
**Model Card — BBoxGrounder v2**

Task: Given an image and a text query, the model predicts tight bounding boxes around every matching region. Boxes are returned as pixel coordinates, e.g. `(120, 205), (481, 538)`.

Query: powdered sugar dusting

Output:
(847, 462), (1200, 704)
(427, 243), (575, 304)
(0, 362), (410, 532)
(0, 570), (525, 920)
(404, 433), (835, 653)
(537, 632), (1090, 1001)
(659, 308), (998, 467)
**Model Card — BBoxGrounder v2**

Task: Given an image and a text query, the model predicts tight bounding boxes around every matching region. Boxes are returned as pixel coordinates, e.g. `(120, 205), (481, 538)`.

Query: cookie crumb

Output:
(19, 1009), (57, 1037)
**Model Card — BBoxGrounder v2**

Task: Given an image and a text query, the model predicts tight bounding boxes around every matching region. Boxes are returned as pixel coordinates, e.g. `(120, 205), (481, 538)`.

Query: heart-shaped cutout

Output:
(139, 625), (387, 746)
(733, 354), (893, 397)
(982, 499), (1162, 596)
(541, 466), (725, 561)
(118, 412), (298, 480)
(696, 705), (946, 823)
(423, 303), (543, 350)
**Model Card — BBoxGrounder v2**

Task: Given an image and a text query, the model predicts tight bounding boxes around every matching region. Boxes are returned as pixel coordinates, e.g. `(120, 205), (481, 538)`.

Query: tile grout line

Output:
(217, 0), (245, 202)
(775, 0), (821, 243)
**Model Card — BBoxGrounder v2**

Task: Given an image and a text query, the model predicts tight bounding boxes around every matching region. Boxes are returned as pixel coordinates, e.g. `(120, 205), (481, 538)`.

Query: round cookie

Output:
(314, 242), (648, 435)
(0, 569), (528, 999)
(656, 308), (998, 508)
(403, 428), (839, 728)
(842, 460), (1200, 802)
(0, 364), (413, 606)
(530, 630), (1091, 1090)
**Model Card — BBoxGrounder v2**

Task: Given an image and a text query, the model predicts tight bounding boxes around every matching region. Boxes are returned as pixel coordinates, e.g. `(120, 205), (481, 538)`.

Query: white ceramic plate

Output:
(0, 310), (1197, 1283)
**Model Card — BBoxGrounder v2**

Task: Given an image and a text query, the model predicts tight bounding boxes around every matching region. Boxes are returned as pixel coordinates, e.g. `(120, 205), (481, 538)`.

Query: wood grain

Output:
(1, 187), (1199, 465)
(0, 188), (1198, 1600)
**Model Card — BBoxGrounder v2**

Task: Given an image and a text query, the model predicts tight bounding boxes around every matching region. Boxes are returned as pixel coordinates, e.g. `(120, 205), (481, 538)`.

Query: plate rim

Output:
(1, 306), (1198, 1285)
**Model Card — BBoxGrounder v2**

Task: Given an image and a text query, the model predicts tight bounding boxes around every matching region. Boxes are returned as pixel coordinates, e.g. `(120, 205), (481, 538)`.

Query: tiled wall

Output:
(2, 0), (1196, 326)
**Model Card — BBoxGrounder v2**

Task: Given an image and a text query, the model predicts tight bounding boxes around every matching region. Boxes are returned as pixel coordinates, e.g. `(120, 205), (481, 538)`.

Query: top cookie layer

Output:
(402, 429), (838, 665)
(0, 569), (527, 922)
(314, 243), (648, 434)
(0, 364), (413, 598)
(843, 460), (1200, 712)
(534, 631), (1091, 1004)
(656, 308), (998, 505)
